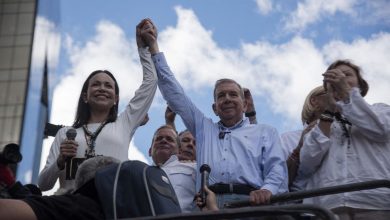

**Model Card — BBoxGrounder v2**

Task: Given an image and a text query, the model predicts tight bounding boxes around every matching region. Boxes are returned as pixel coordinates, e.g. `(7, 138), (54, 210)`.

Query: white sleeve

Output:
(299, 125), (331, 177)
(338, 88), (390, 142)
(117, 47), (158, 138)
(38, 127), (66, 191)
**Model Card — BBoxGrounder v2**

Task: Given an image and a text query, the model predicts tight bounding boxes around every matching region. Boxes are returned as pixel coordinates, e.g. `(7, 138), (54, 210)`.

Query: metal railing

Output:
(225, 179), (390, 208)
(131, 204), (336, 220)
(120, 179), (390, 220)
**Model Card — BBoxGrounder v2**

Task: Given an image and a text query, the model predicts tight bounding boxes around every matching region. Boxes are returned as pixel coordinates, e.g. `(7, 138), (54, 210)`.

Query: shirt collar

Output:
(218, 117), (248, 131)
(158, 154), (178, 167)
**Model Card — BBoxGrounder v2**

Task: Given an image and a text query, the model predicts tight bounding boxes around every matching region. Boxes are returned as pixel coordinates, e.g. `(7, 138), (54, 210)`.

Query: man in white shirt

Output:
(149, 125), (196, 213)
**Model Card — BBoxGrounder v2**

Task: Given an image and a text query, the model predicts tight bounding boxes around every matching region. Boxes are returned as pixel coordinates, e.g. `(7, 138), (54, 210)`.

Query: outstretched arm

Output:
(142, 19), (206, 138)
(119, 19), (158, 135)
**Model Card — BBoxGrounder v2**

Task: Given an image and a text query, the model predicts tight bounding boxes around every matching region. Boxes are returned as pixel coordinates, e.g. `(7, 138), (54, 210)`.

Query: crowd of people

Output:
(0, 18), (389, 220)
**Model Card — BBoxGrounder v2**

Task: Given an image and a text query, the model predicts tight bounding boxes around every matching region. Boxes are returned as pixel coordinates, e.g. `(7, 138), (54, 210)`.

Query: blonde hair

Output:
(301, 86), (326, 125)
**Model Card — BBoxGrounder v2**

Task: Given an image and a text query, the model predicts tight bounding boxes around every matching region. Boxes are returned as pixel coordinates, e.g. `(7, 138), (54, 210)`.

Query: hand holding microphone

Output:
(64, 129), (78, 180)
(199, 164), (211, 207)
(56, 128), (78, 171)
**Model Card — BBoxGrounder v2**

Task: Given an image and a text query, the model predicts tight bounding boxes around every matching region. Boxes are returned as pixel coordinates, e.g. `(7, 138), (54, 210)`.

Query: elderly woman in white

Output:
(298, 60), (390, 220)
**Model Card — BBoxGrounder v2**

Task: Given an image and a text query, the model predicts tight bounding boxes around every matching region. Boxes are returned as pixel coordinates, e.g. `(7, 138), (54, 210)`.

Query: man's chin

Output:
(178, 155), (192, 161)
(220, 113), (236, 119)
(154, 153), (172, 164)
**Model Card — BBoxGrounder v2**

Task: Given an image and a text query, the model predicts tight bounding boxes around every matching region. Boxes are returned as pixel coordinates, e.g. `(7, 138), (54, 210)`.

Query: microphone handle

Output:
(65, 157), (72, 180)
(65, 129), (77, 180)
(200, 171), (209, 206)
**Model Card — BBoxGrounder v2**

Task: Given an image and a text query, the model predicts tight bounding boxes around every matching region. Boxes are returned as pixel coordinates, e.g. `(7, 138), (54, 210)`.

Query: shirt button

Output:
(221, 172), (224, 176)
(223, 158), (226, 161)
(224, 149), (227, 151)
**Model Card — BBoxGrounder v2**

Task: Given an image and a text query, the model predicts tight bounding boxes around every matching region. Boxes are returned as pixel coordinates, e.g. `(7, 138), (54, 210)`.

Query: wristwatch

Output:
(245, 111), (256, 117)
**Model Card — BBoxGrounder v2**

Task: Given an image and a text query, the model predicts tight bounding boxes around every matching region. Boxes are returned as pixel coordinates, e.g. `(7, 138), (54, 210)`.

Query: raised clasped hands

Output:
(323, 68), (351, 103)
(136, 18), (159, 54)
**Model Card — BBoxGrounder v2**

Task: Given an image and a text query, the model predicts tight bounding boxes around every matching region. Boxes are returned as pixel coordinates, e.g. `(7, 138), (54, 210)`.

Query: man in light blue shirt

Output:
(143, 19), (287, 208)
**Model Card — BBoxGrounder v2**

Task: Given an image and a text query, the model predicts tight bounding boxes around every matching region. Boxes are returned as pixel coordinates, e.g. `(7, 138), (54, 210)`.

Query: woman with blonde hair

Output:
(299, 60), (390, 219)
(281, 85), (327, 188)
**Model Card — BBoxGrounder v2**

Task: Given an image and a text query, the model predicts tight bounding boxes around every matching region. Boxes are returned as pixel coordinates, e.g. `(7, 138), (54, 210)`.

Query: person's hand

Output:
(140, 113), (149, 126)
(244, 88), (255, 113)
(136, 19), (149, 48)
(322, 68), (351, 102)
(323, 84), (338, 112)
(165, 106), (176, 127)
(243, 88), (257, 124)
(249, 189), (272, 205)
(195, 186), (219, 211)
(138, 18), (159, 54)
(57, 140), (78, 170)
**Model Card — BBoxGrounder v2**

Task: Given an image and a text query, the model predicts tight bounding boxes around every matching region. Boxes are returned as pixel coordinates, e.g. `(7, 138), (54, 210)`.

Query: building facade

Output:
(0, 0), (60, 184)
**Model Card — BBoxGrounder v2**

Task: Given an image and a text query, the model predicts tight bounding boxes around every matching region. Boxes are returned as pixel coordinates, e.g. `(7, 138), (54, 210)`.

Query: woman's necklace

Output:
(82, 121), (107, 158)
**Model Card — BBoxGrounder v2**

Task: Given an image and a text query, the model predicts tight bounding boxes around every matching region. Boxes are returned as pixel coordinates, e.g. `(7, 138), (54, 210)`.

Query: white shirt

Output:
(299, 88), (390, 210)
(280, 129), (303, 160)
(38, 47), (157, 194)
(161, 155), (196, 213)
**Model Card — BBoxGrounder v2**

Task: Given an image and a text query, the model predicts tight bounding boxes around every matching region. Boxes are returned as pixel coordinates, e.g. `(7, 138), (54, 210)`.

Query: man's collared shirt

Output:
(153, 52), (288, 195)
(161, 155), (196, 213)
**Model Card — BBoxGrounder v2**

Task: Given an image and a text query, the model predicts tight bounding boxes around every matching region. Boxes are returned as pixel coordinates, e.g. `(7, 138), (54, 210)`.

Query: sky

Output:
(38, 0), (390, 193)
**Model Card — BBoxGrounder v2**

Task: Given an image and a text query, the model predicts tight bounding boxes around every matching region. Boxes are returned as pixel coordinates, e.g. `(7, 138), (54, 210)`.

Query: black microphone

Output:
(65, 128), (77, 180)
(66, 128), (77, 140)
(200, 164), (211, 207)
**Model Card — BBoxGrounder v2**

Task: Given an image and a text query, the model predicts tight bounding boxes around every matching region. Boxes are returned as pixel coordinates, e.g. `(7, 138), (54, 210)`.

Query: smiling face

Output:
(178, 131), (196, 161)
(83, 72), (118, 112)
(149, 126), (179, 165)
(212, 81), (247, 127)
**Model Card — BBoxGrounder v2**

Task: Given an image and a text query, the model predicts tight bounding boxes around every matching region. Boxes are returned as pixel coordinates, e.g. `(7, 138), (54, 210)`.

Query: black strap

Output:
(82, 121), (107, 157)
(209, 183), (256, 195)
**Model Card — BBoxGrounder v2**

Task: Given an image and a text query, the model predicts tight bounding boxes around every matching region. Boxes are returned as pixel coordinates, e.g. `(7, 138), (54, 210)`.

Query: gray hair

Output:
(213, 78), (245, 101)
(74, 156), (120, 189)
(151, 125), (180, 152)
